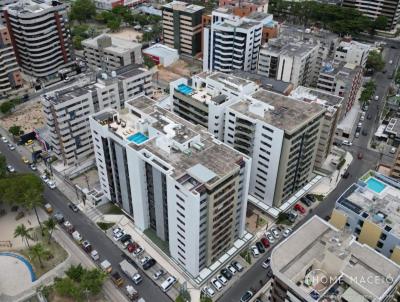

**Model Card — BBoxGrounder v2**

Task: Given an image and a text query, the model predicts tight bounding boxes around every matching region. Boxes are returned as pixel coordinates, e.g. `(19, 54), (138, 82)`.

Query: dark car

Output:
(120, 234), (132, 243)
(306, 194), (316, 202)
(221, 268), (233, 280)
(367, 114), (372, 120)
(240, 291), (253, 302)
(342, 171), (350, 179)
(142, 258), (156, 270)
(261, 237), (270, 249)
(256, 241), (265, 253)
(68, 203), (79, 212)
(362, 129), (368, 136)
(53, 212), (64, 223)
(300, 196), (312, 207)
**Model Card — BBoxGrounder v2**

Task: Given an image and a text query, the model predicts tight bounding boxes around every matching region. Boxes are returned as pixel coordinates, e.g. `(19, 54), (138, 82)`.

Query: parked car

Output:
(390, 147), (397, 154)
(255, 241), (265, 253)
(217, 274), (228, 285)
(82, 240), (92, 253)
(68, 203), (79, 212)
(143, 258), (156, 270)
(211, 278), (223, 291)
(140, 256), (150, 266)
(231, 260), (244, 272)
(355, 132), (360, 138)
(221, 268), (233, 280)
(153, 269), (166, 280)
(262, 257), (271, 269)
(53, 212), (64, 223)
(30, 164), (37, 171)
(342, 140), (352, 146)
(113, 230), (126, 241)
(282, 228), (293, 238)
(342, 171), (350, 179)
(288, 211), (298, 222)
(261, 237), (270, 248)
(227, 265), (237, 275)
(367, 114), (372, 120)
(47, 180), (56, 189)
(120, 234), (132, 243)
(63, 220), (75, 234)
(127, 242), (139, 253)
(202, 286), (215, 298)
(375, 95), (379, 101)
(271, 228), (280, 239)
(133, 247), (144, 257)
(90, 250), (99, 261)
(305, 194), (316, 203)
(41, 174), (49, 182)
(7, 143), (15, 150)
(240, 290), (253, 302)
(294, 203), (306, 214)
(251, 245), (260, 257)
(300, 196), (312, 207)
(21, 156), (29, 164)
(1, 136), (8, 143)
(357, 152), (363, 160)
(6, 165), (15, 173)
(265, 231), (275, 243)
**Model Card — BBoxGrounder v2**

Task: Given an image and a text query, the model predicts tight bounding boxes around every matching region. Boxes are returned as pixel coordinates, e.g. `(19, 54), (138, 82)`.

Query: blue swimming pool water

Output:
(177, 84), (193, 95)
(366, 178), (386, 193)
(0, 252), (36, 281)
(128, 132), (149, 144)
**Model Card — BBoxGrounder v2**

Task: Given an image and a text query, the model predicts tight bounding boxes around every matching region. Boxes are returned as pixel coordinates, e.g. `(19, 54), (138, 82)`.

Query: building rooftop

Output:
(208, 72), (254, 90)
(261, 40), (317, 58)
(319, 61), (361, 79)
(162, 1), (204, 13)
(385, 118), (400, 137)
(217, 18), (261, 30)
(82, 34), (141, 55)
(143, 43), (178, 58)
(290, 86), (343, 108)
(271, 216), (400, 302)
(230, 89), (325, 133)
(231, 70), (293, 95)
(92, 96), (246, 190)
(337, 171), (400, 238)
(5, 0), (65, 14)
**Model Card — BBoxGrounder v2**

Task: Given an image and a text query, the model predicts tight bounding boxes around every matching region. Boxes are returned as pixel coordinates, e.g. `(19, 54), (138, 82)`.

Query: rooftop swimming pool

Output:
(177, 84), (193, 95)
(366, 177), (386, 193)
(127, 132), (148, 144)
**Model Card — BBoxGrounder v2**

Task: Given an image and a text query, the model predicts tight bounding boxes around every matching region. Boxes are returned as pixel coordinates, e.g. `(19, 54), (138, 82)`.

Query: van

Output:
(72, 231), (83, 243)
(161, 276), (176, 292)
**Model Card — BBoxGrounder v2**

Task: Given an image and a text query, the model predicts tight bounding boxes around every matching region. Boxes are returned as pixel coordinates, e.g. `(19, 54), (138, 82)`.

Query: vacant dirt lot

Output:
(0, 100), (44, 133)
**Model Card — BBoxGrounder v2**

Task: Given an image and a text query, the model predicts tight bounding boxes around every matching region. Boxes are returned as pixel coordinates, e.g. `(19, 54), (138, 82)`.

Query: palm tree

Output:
(43, 218), (56, 244)
(14, 223), (33, 248)
(23, 188), (44, 234)
(29, 243), (51, 268)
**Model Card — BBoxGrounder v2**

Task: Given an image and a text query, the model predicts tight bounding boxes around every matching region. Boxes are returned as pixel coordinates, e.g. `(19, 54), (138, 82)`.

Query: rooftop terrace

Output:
(290, 86), (344, 108)
(271, 216), (400, 302)
(230, 89), (325, 133)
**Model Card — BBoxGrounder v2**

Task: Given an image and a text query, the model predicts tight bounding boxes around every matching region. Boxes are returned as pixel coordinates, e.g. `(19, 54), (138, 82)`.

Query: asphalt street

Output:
(0, 142), (171, 302)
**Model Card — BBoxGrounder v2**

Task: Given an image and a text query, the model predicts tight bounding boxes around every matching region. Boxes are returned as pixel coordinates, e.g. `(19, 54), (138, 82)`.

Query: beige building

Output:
(162, 1), (204, 57)
(0, 25), (22, 98)
(330, 170), (400, 266)
(82, 34), (142, 72)
(270, 215), (400, 302)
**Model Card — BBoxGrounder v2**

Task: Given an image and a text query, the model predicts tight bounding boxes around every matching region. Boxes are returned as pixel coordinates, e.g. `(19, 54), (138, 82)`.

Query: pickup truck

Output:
(100, 260), (112, 273)
(112, 272), (124, 287)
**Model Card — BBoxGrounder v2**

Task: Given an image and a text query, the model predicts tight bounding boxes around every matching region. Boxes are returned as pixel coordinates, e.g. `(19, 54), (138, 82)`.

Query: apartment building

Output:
(42, 65), (154, 166)
(162, 1), (204, 57)
(0, 25), (22, 98)
(330, 170), (400, 265)
(334, 39), (370, 68)
(89, 95), (251, 277)
(171, 72), (259, 141)
(1, 0), (73, 80)
(93, 0), (144, 10)
(225, 89), (325, 207)
(82, 35), (142, 71)
(342, 0), (400, 30)
(270, 215), (400, 302)
(317, 61), (363, 117)
(219, 0), (269, 16)
(290, 86), (343, 169)
(203, 8), (263, 72)
(258, 40), (319, 88)
(391, 149), (400, 179)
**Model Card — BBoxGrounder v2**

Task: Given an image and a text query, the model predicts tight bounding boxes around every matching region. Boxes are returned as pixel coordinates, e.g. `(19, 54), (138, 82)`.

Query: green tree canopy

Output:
(70, 0), (96, 23)
(29, 243), (52, 268)
(0, 101), (14, 114)
(9, 125), (24, 137)
(107, 16), (121, 32)
(14, 223), (33, 248)
(0, 154), (7, 178)
(366, 50), (385, 72)
(373, 16), (388, 30)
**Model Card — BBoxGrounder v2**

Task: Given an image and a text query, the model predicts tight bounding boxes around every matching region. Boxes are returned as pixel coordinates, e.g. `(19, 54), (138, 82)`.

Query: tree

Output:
(107, 16), (121, 32)
(66, 264), (84, 282)
(14, 223), (33, 248)
(54, 277), (81, 301)
(9, 125), (23, 137)
(366, 50), (385, 72)
(43, 218), (56, 244)
(200, 297), (213, 302)
(0, 101), (14, 114)
(143, 55), (156, 68)
(70, 0), (96, 23)
(0, 154), (7, 178)
(373, 16), (388, 30)
(73, 36), (84, 50)
(29, 243), (51, 268)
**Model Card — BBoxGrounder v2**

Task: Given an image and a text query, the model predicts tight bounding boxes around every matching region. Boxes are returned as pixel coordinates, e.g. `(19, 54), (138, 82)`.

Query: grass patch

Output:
(19, 228), (68, 278)
(314, 194), (324, 202)
(240, 250), (251, 264)
(256, 216), (267, 227)
(96, 221), (115, 231)
(143, 228), (170, 256)
(276, 213), (293, 226)
(105, 204), (123, 215)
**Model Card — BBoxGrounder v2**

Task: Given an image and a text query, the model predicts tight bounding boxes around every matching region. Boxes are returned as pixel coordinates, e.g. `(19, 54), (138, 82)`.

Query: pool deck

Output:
(0, 254), (34, 296)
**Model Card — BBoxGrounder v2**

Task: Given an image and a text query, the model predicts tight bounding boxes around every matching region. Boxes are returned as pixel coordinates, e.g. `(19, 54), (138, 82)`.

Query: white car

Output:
(262, 257), (271, 269)
(282, 228), (293, 238)
(342, 140), (352, 146)
(112, 227), (122, 235)
(217, 274), (228, 285)
(113, 230), (125, 241)
(265, 232), (275, 244)
(211, 278), (223, 291)
(227, 265), (237, 275)
(7, 165), (15, 173)
(202, 286), (215, 298)
(153, 269), (166, 280)
(133, 247), (144, 257)
(30, 164), (37, 171)
(47, 180), (56, 189)
(1, 137), (8, 143)
(251, 245), (260, 257)
(375, 95), (379, 101)
(7, 143), (15, 150)
(271, 228), (280, 239)
(140, 256), (150, 265)
(360, 116), (365, 121)
(41, 174), (49, 182)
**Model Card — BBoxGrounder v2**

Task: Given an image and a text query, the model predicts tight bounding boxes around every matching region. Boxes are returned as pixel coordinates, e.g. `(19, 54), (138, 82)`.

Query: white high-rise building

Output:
(89, 95), (251, 277)
(1, 0), (73, 80)
(203, 8), (263, 72)
(334, 40), (370, 68)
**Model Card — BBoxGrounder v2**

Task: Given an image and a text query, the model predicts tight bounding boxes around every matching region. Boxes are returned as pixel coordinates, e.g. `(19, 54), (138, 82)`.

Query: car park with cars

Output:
(251, 245), (260, 257)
